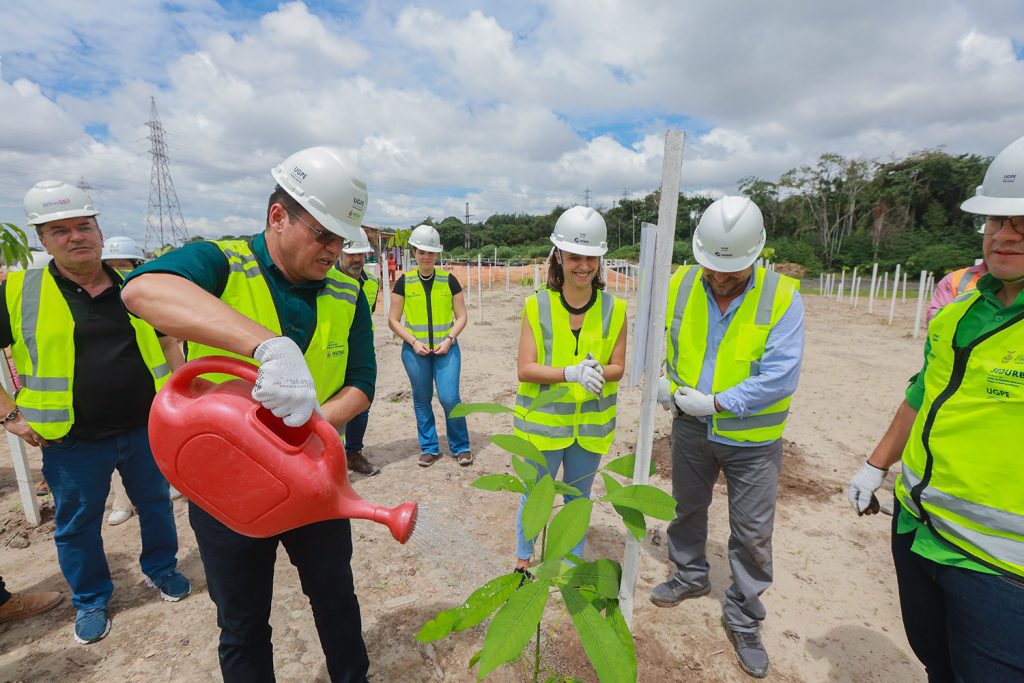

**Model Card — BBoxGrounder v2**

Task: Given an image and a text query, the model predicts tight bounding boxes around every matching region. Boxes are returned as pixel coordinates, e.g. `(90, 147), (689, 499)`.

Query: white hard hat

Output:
(342, 228), (374, 254)
(102, 236), (145, 261)
(24, 180), (99, 226)
(408, 224), (442, 253)
(270, 146), (368, 242)
(550, 206), (608, 256)
(961, 135), (1024, 216)
(692, 196), (766, 273)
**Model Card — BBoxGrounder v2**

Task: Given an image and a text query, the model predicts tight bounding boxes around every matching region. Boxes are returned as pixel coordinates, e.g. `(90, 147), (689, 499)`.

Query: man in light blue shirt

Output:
(651, 196), (805, 679)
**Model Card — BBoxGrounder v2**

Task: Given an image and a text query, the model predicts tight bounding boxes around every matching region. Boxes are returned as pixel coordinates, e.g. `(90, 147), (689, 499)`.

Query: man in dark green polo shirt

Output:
(848, 135), (1024, 681)
(122, 146), (376, 682)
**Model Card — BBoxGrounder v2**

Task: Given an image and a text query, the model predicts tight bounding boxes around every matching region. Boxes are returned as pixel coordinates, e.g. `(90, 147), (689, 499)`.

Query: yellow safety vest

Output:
(402, 268), (453, 350)
(665, 265), (799, 443)
(335, 267), (379, 312)
(4, 268), (170, 440)
(895, 290), (1024, 578)
(514, 288), (626, 453)
(186, 240), (357, 403)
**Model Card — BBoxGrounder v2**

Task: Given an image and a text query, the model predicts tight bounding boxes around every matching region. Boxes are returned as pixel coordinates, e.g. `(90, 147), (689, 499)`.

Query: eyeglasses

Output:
(982, 215), (1024, 237)
(286, 209), (350, 248)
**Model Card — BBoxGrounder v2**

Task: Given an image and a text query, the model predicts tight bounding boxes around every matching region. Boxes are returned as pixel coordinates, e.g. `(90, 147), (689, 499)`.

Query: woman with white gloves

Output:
(511, 206), (628, 569)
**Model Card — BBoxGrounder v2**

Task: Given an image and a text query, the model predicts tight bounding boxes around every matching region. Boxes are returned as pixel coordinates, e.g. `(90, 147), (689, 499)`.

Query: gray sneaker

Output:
(649, 575), (711, 607)
(724, 621), (769, 678)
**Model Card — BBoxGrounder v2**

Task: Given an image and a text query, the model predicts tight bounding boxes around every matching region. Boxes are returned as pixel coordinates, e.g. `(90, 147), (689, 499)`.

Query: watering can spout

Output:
(368, 501), (418, 544)
(149, 356), (419, 543)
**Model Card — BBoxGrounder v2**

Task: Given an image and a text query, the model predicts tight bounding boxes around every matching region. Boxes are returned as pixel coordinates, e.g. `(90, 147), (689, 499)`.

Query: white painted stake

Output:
(837, 271), (845, 303)
(477, 254), (483, 322)
(533, 264), (541, 290)
(849, 268), (858, 306)
(505, 260), (510, 295)
(913, 270), (927, 338)
(378, 243), (394, 340)
(819, 273), (824, 295)
(0, 358), (40, 526)
(902, 271), (908, 302)
(621, 130), (685, 626)
(465, 261), (472, 305)
(882, 272), (889, 301)
(868, 263), (879, 314)
(492, 246), (496, 290)
(888, 264), (901, 325)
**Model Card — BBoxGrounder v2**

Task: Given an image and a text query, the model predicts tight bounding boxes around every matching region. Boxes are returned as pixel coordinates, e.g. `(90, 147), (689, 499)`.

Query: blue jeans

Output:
(515, 441), (601, 561)
(344, 407), (370, 452)
(189, 502), (368, 683)
(400, 342), (470, 456)
(41, 425), (179, 610)
(891, 501), (1024, 681)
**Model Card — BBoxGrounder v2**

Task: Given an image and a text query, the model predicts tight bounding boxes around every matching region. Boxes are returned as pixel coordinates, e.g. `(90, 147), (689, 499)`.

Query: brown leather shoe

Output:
(418, 452), (442, 467)
(346, 449), (381, 476)
(0, 591), (63, 623)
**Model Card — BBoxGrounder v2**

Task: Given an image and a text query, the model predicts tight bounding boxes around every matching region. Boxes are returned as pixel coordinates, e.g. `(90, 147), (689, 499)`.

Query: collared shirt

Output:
(694, 269), (805, 447)
(0, 262), (156, 439)
(125, 233), (376, 401)
(901, 273), (1024, 574)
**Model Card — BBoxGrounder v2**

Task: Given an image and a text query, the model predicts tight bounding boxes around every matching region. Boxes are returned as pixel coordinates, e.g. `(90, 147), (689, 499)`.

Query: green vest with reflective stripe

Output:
(186, 240), (356, 403)
(665, 265), (798, 443)
(403, 269), (453, 350)
(5, 268), (170, 440)
(514, 288), (626, 453)
(894, 290), (1024, 578)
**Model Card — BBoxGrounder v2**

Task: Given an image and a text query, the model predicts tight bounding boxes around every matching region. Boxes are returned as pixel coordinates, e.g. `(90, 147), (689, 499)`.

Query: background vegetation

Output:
(421, 148), (988, 277)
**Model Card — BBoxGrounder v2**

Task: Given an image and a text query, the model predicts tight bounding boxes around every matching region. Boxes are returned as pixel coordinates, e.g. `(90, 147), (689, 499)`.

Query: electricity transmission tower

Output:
(463, 202), (474, 250)
(144, 97), (189, 249)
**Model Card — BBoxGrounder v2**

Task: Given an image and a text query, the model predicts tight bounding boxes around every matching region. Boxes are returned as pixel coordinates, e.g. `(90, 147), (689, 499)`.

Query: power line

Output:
(144, 97), (190, 249)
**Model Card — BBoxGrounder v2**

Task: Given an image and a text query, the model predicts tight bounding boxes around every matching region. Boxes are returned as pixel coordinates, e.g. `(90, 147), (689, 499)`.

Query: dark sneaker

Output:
(418, 453), (442, 467)
(74, 607), (111, 644)
(347, 449), (381, 476)
(146, 570), (191, 602)
(724, 621), (769, 678)
(456, 451), (474, 466)
(649, 575), (711, 607)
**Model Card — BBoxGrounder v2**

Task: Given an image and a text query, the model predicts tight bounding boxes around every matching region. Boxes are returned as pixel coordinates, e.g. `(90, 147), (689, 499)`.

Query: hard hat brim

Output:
(550, 236), (607, 257)
(409, 242), (442, 253)
(342, 245), (374, 254)
(28, 208), (100, 227)
(960, 194), (1024, 217)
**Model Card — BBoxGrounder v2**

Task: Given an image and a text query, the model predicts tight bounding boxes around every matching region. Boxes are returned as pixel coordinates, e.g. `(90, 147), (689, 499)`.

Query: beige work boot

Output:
(0, 591), (63, 623)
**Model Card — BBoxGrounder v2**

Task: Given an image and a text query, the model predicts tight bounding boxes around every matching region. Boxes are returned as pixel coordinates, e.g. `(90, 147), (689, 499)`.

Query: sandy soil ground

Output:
(0, 273), (928, 682)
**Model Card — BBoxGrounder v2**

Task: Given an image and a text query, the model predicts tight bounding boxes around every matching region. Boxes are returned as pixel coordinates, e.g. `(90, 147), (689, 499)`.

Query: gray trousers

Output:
(666, 414), (783, 632)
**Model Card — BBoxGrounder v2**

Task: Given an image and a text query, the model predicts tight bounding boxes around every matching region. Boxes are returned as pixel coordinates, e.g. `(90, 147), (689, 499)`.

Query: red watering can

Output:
(148, 356), (417, 543)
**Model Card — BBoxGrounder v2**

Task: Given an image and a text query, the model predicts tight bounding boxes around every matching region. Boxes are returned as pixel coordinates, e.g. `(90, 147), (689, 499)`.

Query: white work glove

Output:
(657, 376), (675, 411)
(848, 463), (886, 514)
(564, 358), (604, 395)
(673, 387), (718, 417)
(252, 336), (319, 427)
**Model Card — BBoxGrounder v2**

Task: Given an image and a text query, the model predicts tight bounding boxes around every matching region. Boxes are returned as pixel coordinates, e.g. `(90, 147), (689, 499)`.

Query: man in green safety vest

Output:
(651, 196), (805, 679)
(334, 227), (381, 476)
(0, 181), (189, 645)
(122, 146), (377, 682)
(849, 135), (1024, 681)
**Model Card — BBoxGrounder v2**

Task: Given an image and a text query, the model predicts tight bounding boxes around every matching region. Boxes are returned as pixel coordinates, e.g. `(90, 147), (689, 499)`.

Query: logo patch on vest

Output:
(325, 340), (346, 359)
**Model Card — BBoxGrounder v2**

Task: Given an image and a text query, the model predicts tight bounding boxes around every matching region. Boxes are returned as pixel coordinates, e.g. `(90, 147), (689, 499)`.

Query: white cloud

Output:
(1, 0), (1023, 239)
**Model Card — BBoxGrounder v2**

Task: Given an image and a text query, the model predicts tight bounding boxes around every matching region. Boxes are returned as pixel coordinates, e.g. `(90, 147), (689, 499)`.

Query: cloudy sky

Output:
(1, 0), (1023, 246)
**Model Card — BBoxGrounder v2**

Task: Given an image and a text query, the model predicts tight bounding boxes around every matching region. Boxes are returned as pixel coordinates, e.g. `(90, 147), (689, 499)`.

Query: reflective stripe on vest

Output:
(5, 268), (169, 440)
(664, 265), (798, 443)
(513, 288), (626, 453)
(950, 267), (981, 297)
(894, 290), (1024, 578)
(402, 269), (454, 348)
(185, 240), (356, 403)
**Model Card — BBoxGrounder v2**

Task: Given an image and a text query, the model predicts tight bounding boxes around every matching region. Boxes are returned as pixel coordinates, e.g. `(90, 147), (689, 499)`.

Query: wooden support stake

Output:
(0, 358), (40, 526)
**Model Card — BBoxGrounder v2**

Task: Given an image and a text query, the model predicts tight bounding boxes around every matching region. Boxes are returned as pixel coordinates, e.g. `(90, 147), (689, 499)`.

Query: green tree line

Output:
(421, 148), (988, 277)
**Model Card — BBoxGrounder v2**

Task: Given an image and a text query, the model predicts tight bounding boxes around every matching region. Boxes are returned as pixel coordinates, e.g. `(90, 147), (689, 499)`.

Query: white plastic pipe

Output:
(868, 263), (879, 314)
(837, 270), (845, 303)
(888, 264), (901, 325)
(913, 270), (927, 338)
